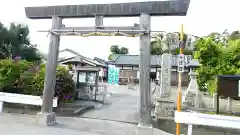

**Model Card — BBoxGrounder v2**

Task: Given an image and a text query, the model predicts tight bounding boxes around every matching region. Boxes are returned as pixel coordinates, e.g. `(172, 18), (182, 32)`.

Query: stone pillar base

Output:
(135, 124), (153, 135)
(36, 112), (56, 126)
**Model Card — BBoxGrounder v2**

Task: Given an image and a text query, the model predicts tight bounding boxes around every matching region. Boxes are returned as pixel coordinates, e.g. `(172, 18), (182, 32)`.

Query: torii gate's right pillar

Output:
(136, 13), (153, 135)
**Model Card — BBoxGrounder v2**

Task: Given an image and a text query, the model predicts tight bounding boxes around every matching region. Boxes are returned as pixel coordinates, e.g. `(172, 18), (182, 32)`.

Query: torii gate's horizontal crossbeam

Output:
(25, 0), (190, 19)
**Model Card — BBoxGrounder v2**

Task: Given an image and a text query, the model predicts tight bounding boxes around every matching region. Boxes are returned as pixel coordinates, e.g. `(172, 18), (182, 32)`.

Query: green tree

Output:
(228, 30), (240, 41)
(194, 31), (240, 95)
(0, 22), (41, 61)
(151, 33), (163, 55)
(0, 22), (12, 59)
(108, 45), (129, 60)
(194, 37), (222, 93)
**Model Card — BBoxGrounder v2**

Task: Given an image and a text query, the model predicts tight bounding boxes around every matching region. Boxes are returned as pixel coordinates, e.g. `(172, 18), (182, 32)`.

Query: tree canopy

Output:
(194, 30), (240, 95)
(0, 22), (41, 61)
(108, 45), (129, 60)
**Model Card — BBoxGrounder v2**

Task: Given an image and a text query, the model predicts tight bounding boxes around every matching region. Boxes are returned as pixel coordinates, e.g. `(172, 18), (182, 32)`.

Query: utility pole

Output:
(176, 24), (184, 135)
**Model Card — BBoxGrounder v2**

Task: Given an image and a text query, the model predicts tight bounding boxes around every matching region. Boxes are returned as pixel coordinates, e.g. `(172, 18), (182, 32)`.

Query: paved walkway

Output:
(0, 84), (139, 135)
(0, 84), (175, 135)
(0, 113), (136, 135)
(80, 84), (140, 124)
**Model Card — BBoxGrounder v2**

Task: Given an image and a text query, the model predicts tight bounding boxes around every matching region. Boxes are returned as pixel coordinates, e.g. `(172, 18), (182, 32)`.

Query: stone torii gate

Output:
(25, 0), (190, 134)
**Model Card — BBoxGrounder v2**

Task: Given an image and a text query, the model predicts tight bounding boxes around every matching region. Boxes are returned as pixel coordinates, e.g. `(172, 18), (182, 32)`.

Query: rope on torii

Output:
(41, 29), (198, 39)
(40, 29), (148, 37)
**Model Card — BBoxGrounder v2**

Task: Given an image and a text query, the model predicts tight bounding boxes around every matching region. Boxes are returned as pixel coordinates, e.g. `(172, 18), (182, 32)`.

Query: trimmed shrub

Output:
(0, 59), (74, 103)
(32, 64), (74, 103)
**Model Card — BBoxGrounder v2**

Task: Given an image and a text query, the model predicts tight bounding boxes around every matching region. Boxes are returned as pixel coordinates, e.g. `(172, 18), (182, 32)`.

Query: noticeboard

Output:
(217, 75), (240, 98)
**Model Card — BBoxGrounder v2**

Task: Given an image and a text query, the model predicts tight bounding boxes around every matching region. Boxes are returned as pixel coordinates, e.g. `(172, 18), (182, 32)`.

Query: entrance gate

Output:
(25, 0), (190, 133)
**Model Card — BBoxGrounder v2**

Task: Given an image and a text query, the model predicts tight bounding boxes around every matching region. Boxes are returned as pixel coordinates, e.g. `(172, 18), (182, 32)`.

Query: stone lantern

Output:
(187, 59), (200, 91)
(182, 59), (205, 109)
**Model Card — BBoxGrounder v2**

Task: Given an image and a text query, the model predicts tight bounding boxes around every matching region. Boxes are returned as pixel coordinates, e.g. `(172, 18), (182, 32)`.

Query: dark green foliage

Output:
(108, 45), (129, 60)
(0, 60), (74, 103)
(0, 22), (41, 61)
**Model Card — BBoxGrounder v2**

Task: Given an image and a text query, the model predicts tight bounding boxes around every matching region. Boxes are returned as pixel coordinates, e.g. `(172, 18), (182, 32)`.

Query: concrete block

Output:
(136, 124), (153, 135)
(36, 112), (56, 126)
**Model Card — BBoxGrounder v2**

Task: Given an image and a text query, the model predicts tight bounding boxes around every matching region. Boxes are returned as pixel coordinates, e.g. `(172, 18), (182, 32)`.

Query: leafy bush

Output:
(0, 59), (33, 93)
(194, 36), (240, 95)
(0, 60), (74, 103)
(32, 64), (74, 103)
(55, 66), (74, 103)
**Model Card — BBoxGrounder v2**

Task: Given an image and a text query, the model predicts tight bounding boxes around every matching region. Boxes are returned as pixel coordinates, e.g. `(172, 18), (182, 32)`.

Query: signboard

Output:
(108, 65), (119, 84)
(218, 75), (240, 98)
(177, 54), (185, 72)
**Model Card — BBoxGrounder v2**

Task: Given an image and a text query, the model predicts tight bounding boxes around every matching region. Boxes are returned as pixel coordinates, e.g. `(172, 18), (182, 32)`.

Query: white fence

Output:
(175, 111), (240, 135)
(0, 92), (58, 112)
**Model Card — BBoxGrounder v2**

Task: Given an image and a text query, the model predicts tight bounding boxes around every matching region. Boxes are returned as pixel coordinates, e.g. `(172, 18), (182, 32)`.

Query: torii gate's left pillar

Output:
(36, 16), (62, 126)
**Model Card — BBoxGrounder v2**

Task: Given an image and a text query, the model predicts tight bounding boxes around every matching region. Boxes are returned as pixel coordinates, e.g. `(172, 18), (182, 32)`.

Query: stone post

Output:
(213, 93), (217, 110)
(159, 53), (172, 98)
(36, 16), (62, 126)
(136, 13), (153, 135)
(226, 97), (232, 112)
(95, 14), (104, 28)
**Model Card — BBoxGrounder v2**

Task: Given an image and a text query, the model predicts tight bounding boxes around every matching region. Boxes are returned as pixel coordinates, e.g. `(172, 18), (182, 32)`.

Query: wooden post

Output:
(95, 72), (99, 101)
(216, 91), (220, 114)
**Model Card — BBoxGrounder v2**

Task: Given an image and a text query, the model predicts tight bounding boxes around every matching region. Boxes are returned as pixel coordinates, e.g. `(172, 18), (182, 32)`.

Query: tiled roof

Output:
(58, 49), (107, 67)
(111, 55), (192, 67)
(93, 57), (108, 67)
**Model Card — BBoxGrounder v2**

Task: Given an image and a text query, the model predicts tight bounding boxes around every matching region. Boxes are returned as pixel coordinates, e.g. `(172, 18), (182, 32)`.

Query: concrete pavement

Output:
(0, 113), (136, 135)
(0, 84), (174, 135)
(80, 89), (140, 124)
(0, 113), (175, 135)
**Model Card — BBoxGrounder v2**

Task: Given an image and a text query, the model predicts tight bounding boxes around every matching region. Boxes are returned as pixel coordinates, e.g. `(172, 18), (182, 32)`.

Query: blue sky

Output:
(0, 0), (239, 60)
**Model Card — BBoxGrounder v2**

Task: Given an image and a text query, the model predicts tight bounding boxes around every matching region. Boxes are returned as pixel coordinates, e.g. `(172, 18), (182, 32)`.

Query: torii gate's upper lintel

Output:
(25, 0), (190, 19)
